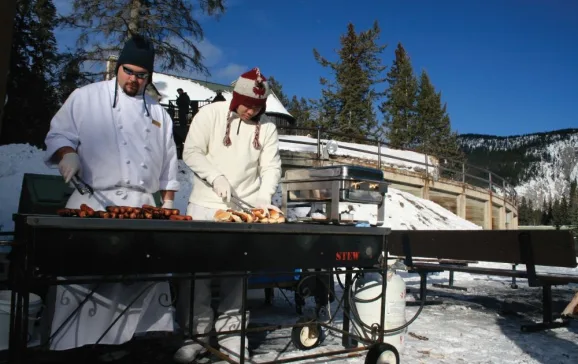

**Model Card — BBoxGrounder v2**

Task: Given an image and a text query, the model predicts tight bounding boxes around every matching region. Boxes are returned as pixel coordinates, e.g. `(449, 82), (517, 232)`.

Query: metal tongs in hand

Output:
(70, 174), (94, 195)
(192, 171), (254, 213)
(230, 195), (255, 214)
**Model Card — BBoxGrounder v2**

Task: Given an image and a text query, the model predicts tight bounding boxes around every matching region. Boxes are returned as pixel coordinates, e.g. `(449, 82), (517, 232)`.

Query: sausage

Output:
(80, 204), (94, 213)
(57, 208), (71, 217)
(169, 215), (192, 221)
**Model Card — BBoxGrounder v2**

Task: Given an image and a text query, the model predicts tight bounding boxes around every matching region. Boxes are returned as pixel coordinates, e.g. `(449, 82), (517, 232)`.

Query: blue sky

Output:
(53, 0), (578, 137)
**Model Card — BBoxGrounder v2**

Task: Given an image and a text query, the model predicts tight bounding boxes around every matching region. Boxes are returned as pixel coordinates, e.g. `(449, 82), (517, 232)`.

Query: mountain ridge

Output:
(457, 128), (578, 208)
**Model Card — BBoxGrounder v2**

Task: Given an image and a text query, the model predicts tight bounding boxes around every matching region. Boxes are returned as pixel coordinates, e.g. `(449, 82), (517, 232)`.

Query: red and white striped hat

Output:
(229, 67), (270, 112)
(224, 67), (271, 150)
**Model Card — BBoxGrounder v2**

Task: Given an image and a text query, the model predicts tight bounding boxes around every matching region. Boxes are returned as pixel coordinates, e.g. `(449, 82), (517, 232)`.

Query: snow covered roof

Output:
(151, 72), (293, 120)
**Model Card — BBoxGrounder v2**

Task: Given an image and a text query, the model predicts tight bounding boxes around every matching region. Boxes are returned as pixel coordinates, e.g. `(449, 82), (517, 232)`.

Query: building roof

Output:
(151, 72), (293, 121)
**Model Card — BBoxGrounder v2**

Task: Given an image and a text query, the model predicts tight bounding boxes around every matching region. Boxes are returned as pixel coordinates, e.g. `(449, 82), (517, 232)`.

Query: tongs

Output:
(191, 171), (254, 213)
(71, 174), (94, 195)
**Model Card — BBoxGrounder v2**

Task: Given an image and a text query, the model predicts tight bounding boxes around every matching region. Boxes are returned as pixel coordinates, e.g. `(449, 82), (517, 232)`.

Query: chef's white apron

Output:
(47, 188), (174, 351)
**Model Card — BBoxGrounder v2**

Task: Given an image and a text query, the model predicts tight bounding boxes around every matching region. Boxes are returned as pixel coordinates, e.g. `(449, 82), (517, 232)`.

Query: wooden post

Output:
(0, 0), (17, 137)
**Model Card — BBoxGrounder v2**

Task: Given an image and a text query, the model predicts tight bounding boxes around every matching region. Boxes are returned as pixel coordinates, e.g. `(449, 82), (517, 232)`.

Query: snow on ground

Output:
(1, 143), (577, 363)
(238, 275), (578, 364)
(0, 143), (469, 232)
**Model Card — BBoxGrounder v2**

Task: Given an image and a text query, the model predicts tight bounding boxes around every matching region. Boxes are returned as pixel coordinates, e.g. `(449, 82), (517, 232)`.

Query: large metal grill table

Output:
(8, 214), (392, 364)
(281, 165), (388, 226)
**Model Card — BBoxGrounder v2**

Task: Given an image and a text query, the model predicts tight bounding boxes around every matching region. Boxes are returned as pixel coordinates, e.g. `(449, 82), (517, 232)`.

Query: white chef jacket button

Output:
(126, 160), (130, 164)
(119, 125), (123, 129)
(145, 128), (150, 132)
(122, 141), (127, 145)
(125, 179), (130, 184)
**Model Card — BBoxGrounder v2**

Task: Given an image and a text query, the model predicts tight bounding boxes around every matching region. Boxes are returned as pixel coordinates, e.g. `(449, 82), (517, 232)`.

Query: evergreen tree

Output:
(552, 198), (563, 229)
(267, 76), (290, 107)
(59, 0), (226, 80)
(518, 197), (532, 225)
(415, 70), (463, 161)
(55, 52), (86, 103)
(540, 199), (550, 225)
(0, 0), (60, 147)
(287, 96), (316, 130)
(380, 43), (418, 149)
(313, 21), (386, 140)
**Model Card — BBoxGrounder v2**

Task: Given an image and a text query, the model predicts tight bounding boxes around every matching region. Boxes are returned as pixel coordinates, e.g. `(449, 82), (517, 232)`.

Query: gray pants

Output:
(176, 204), (245, 339)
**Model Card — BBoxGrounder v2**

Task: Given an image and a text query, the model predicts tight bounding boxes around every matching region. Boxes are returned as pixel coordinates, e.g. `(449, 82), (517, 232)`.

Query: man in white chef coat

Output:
(43, 34), (179, 352)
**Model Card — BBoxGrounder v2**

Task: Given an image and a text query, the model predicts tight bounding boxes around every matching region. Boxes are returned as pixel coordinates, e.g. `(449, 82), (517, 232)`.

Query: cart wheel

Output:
(365, 343), (400, 364)
(291, 318), (322, 350)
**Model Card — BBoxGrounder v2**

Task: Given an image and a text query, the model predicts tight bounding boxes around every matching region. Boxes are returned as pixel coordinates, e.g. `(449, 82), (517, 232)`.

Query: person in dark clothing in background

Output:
(212, 90), (226, 103)
(176, 88), (190, 125)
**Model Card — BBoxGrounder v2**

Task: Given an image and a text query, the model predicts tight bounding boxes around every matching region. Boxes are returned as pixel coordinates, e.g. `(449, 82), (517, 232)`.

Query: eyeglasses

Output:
(122, 66), (149, 80)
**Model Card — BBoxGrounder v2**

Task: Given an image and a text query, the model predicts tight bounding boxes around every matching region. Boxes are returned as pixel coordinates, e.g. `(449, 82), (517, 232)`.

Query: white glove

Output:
(162, 200), (174, 209)
(58, 153), (81, 183)
(212, 175), (231, 202)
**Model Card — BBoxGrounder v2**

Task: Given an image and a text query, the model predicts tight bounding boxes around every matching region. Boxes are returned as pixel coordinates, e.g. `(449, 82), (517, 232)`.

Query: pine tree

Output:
(267, 76), (290, 107)
(518, 197), (528, 224)
(313, 21), (386, 140)
(552, 198), (563, 229)
(59, 0), (226, 80)
(55, 52), (85, 103)
(0, 0), (60, 147)
(287, 96), (316, 130)
(380, 43), (418, 149)
(415, 70), (463, 162)
(569, 179), (578, 233)
(540, 199), (550, 225)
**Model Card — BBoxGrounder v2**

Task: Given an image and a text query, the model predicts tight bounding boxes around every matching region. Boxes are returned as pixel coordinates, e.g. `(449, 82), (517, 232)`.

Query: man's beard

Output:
(122, 81), (140, 96)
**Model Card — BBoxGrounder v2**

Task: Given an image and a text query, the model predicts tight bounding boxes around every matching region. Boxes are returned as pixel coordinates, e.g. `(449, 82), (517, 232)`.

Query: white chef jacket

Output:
(44, 78), (179, 193)
(40, 79), (178, 350)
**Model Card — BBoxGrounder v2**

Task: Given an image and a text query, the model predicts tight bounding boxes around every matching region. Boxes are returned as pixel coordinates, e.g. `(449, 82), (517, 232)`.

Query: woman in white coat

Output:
(43, 35), (179, 353)
(174, 68), (282, 363)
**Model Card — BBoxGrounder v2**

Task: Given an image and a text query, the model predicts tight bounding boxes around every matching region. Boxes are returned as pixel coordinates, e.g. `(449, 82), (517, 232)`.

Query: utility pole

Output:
(0, 0), (17, 138)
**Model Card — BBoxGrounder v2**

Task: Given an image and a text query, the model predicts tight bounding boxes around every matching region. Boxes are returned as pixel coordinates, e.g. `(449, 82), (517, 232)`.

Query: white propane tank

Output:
(350, 268), (407, 356)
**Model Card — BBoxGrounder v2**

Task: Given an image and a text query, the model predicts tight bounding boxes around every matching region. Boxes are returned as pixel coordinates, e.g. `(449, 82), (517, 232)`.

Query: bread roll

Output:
(214, 209), (233, 222)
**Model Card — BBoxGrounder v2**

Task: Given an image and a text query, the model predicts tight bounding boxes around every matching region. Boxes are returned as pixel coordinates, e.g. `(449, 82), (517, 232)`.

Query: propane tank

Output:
(350, 268), (407, 356)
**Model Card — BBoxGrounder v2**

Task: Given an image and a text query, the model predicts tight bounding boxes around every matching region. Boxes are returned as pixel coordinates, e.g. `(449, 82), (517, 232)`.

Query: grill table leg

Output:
(342, 272), (353, 348)
(379, 266), (387, 343)
(189, 274), (196, 337)
(240, 273), (248, 364)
